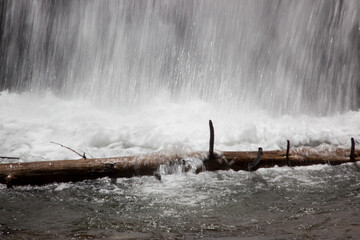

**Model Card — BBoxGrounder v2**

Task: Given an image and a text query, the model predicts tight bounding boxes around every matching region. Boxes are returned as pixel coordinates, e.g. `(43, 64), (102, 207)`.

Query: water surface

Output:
(1, 163), (359, 239)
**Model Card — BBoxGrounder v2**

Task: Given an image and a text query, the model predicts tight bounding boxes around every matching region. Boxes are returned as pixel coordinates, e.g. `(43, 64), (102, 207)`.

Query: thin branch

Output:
(50, 141), (86, 159)
(0, 156), (20, 159)
(0, 156), (20, 163)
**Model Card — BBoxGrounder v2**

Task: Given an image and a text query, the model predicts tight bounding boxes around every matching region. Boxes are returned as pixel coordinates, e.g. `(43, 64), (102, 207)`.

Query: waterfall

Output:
(1, 0), (360, 115)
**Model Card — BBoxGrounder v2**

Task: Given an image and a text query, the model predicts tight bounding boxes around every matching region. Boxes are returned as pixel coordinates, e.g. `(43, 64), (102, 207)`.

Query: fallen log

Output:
(0, 121), (359, 187)
(0, 147), (359, 187)
(0, 151), (206, 187)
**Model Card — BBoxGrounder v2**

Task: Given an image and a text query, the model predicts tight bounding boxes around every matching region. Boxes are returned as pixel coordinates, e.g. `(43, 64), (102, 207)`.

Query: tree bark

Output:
(1, 148), (359, 187)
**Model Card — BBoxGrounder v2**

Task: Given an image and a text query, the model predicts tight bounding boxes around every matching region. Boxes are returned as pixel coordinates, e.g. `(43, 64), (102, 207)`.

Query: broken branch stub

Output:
(209, 120), (215, 161)
(350, 138), (355, 161)
(247, 147), (263, 171)
(286, 140), (291, 166)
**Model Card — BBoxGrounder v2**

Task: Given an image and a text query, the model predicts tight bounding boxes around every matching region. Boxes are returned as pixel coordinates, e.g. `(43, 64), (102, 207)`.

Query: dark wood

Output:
(0, 147), (359, 187)
(0, 156), (19, 160)
(209, 120), (215, 160)
(350, 138), (355, 161)
(247, 148), (263, 171)
(286, 140), (290, 166)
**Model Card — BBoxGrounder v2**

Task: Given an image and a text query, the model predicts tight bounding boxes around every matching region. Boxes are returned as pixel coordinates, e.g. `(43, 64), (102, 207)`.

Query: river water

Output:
(1, 162), (360, 239)
(1, 1), (360, 239)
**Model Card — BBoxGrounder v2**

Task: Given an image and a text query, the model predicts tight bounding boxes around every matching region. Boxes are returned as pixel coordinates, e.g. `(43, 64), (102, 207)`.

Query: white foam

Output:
(1, 91), (360, 162)
(54, 183), (71, 191)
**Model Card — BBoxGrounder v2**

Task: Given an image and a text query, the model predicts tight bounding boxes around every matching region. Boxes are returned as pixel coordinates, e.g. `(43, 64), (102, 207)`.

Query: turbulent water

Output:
(1, 0), (360, 239)
(1, 91), (360, 163)
(1, 164), (360, 239)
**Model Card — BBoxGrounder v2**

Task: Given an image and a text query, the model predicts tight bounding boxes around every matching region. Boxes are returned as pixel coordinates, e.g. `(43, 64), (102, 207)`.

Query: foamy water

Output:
(1, 91), (360, 239)
(1, 162), (359, 239)
(1, 91), (360, 163)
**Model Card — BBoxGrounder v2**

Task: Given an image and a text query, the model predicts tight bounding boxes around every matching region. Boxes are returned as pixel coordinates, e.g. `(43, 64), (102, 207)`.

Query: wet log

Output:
(0, 152), (205, 187)
(207, 147), (360, 171)
(0, 148), (359, 187)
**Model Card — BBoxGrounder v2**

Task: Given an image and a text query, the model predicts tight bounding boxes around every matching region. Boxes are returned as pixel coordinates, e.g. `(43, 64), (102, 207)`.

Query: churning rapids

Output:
(1, 1), (360, 239)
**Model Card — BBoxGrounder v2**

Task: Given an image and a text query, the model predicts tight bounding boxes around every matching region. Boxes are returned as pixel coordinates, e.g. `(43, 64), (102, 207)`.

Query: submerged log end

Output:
(154, 172), (161, 181)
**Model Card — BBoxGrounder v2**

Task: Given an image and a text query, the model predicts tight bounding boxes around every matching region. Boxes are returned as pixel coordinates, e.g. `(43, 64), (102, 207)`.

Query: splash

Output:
(1, 91), (360, 162)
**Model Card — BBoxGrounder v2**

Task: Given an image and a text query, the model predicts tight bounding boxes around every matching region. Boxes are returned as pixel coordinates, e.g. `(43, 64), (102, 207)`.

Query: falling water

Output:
(1, 0), (360, 115)
(1, 1), (360, 239)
